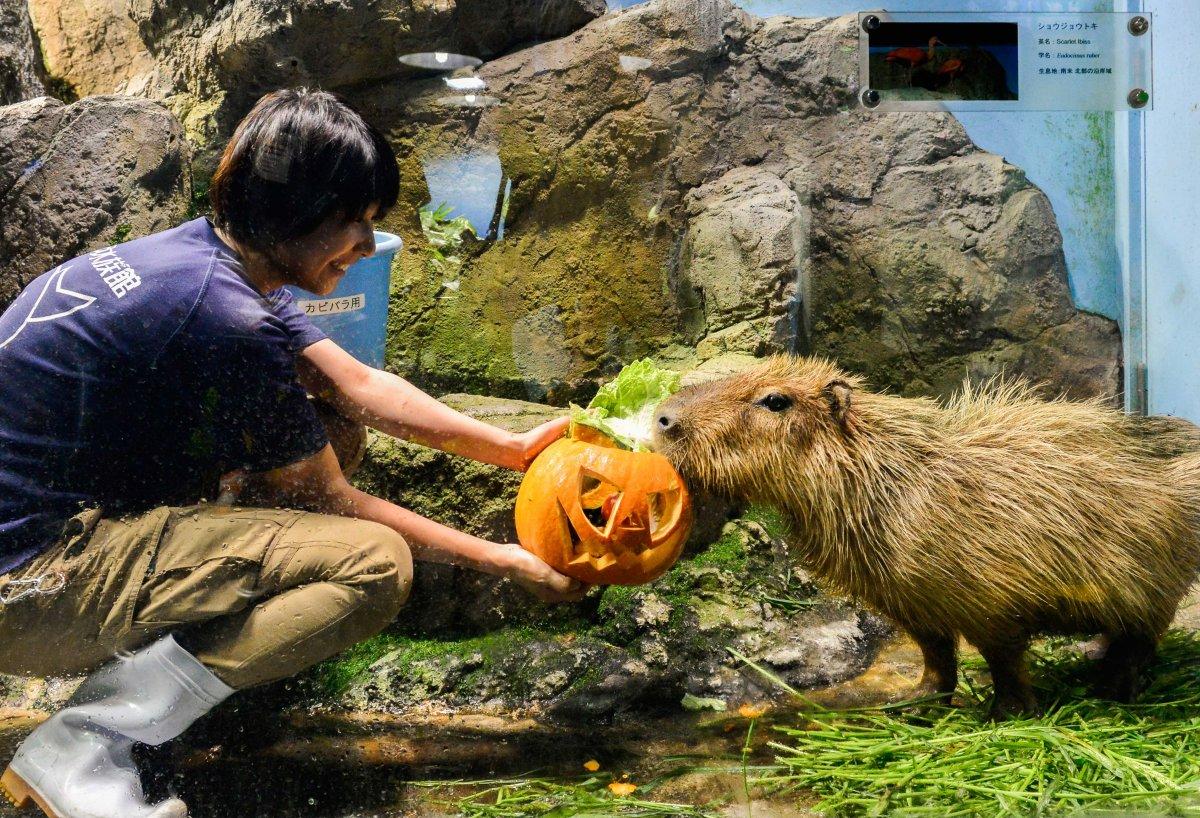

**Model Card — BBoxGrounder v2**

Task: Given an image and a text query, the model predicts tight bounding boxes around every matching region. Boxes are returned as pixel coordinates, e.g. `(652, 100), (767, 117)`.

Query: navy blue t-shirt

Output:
(0, 217), (330, 574)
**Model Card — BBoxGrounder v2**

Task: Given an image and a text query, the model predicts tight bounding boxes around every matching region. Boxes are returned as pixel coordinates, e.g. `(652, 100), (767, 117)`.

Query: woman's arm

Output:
(298, 339), (566, 470)
(233, 444), (585, 602)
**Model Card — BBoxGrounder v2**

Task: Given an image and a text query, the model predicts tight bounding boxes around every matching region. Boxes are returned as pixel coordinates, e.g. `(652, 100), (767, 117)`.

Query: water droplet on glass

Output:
(399, 52), (481, 70)
(434, 94), (500, 109)
(444, 76), (486, 91)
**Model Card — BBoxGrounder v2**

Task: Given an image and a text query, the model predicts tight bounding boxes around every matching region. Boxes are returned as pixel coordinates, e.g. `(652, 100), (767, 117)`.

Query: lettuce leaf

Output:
(569, 359), (682, 451)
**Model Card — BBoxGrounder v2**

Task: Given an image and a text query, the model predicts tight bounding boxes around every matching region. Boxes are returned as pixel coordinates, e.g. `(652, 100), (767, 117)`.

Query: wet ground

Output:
(0, 586), (1196, 818)
(0, 706), (814, 817)
(0, 639), (926, 818)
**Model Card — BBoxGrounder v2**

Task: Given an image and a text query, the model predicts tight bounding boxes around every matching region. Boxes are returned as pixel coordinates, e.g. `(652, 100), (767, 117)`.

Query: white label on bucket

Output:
(296, 294), (366, 316)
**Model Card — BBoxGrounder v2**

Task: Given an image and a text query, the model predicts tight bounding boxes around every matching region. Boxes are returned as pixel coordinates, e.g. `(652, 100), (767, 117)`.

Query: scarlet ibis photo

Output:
(868, 21), (1019, 101)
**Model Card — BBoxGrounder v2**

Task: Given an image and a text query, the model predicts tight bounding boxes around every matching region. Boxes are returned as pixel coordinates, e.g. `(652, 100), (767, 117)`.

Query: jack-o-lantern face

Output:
(515, 430), (693, 586)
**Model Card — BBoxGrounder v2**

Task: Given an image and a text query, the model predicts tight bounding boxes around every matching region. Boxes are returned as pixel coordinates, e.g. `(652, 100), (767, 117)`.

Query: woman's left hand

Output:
(511, 416), (570, 471)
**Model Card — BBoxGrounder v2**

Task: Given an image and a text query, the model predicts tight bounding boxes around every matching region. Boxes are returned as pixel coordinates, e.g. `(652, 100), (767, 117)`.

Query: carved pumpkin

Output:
(515, 429), (693, 586)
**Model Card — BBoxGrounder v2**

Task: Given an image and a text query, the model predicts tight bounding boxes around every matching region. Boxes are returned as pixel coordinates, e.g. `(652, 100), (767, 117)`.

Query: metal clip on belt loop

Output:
(0, 571), (66, 605)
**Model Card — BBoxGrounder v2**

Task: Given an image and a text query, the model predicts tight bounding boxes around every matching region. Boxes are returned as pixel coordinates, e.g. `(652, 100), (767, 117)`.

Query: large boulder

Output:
(331, 515), (888, 718)
(26, 0), (161, 100)
(0, 95), (191, 311)
(360, 4), (1119, 402)
(0, 0), (44, 105)
(682, 167), (806, 360)
(28, 0), (607, 165)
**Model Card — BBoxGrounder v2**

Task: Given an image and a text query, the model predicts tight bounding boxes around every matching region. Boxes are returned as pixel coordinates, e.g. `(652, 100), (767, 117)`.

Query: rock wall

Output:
(28, 0), (608, 167)
(354, 2), (1120, 402)
(27, 0), (160, 100)
(0, 95), (191, 310)
(18, 0), (1122, 401)
(0, 0), (44, 105)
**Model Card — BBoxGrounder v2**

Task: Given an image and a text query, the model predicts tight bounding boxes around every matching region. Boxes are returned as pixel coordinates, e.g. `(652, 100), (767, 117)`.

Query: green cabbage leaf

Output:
(569, 359), (682, 451)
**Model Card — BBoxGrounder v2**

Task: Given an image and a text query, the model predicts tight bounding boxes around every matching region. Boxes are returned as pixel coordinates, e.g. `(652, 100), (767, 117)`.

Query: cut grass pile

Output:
(414, 631), (1200, 817)
(752, 630), (1200, 816)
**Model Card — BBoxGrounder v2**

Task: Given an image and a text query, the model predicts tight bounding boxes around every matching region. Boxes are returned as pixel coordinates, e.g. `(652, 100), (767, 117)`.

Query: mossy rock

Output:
(309, 511), (887, 719)
(351, 393), (565, 541)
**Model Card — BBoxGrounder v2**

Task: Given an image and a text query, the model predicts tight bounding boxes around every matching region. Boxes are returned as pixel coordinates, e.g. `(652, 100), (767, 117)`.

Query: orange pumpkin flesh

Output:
(515, 429), (693, 586)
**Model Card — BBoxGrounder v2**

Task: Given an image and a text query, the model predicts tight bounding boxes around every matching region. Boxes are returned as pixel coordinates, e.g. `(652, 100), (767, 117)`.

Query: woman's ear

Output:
(822, 379), (852, 426)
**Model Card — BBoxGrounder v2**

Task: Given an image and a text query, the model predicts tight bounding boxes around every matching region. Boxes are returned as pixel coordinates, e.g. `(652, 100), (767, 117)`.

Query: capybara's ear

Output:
(822, 379), (852, 425)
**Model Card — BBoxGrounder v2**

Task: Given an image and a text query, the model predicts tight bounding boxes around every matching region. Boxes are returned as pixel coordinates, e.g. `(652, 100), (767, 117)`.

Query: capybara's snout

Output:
(651, 384), (719, 462)
(651, 385), (721, 488)
(652, 394), (687, 447)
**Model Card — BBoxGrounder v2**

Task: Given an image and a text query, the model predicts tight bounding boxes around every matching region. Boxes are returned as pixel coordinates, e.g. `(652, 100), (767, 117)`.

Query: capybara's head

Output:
(652, 356), (860, 504)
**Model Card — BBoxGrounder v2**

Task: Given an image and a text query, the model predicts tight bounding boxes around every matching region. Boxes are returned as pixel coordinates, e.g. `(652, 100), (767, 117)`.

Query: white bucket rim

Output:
(371, 231), (403, 256)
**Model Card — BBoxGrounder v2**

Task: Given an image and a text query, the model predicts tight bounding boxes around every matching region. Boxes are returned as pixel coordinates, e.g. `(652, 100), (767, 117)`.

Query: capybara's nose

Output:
(656, 408), (680, 439)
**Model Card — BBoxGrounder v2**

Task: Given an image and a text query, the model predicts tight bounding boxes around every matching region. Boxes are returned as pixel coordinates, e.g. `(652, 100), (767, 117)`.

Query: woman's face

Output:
(276, 204), (379, 296)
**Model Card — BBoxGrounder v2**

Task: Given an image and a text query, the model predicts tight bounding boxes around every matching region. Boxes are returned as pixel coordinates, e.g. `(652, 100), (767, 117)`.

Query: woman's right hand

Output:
(496, 544), (590, 603)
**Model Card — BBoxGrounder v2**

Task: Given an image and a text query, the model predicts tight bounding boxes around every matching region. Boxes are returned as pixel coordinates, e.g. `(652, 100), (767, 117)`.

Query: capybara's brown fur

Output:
(653, 356), (1200, 717)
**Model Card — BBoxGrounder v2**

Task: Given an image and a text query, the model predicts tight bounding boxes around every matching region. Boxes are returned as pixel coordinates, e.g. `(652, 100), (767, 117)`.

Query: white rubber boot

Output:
(0, 634), (234, 818)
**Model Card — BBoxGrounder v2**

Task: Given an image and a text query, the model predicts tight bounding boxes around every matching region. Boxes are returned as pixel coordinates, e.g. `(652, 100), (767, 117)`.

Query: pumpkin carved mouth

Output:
(516, 429), (694, 585)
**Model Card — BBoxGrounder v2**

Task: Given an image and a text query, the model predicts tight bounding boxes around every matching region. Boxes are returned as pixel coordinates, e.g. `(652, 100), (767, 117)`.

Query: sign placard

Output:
(297, 293), (366, 317)
(858, 12), (1152, 112)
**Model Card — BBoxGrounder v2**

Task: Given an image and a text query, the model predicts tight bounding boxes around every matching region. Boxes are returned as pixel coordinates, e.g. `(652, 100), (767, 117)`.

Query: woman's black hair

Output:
(209, 88), (399, 252)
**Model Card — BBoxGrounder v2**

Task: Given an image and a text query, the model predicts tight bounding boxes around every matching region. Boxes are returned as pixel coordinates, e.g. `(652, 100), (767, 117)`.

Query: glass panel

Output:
(859, 12), (1153, 112)
(5, 0), (1199, 814)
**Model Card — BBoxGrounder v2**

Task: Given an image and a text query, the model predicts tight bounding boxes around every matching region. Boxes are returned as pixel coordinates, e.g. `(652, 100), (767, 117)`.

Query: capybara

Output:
(653, 356), (1200, 717)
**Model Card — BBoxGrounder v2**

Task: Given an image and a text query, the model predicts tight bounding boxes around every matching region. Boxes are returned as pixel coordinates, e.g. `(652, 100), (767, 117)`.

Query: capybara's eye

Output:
(756, 393), (792, 412)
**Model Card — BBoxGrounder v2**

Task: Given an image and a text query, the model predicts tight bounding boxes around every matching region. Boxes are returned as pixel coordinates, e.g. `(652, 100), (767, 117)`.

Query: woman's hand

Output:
(497, 543), (590, 603)
(511, 416), (571, 471)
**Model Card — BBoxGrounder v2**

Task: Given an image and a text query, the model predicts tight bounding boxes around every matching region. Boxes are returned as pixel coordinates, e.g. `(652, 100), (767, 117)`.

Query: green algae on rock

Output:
(310, 513), (887, 719)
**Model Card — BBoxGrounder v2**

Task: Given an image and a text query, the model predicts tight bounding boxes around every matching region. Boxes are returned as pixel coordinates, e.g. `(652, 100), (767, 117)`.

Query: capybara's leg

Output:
(911, 630), (958, 698)
(977, 639), (1039, 719)
(1091, 632), (1157, 703)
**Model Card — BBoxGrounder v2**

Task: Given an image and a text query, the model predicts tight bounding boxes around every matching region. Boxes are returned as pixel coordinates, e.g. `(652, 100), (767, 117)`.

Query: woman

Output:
(0, 88), (581, 818)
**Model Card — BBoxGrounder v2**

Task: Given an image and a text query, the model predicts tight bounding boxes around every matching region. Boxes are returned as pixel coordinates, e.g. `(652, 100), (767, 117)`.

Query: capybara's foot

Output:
(911, 630), (958, 700)
(978, 638), (1036, 719)
(1091, 632), (1156, 703)
(912, 678), (955, 701)
(987, 688), (1041, 720)
(1092, 670), (1141, 703)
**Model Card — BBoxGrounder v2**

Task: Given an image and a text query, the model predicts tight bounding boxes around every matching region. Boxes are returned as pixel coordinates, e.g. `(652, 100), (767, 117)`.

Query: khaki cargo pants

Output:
(0, 505), (411, 689)
(0, 410), (411, 690)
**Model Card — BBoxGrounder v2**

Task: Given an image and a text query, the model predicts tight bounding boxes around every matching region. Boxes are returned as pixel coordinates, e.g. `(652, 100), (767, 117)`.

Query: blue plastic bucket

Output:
(286, 231), (402, 369)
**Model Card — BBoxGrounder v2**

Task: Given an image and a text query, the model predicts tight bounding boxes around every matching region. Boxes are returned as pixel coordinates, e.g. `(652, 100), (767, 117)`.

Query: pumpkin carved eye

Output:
(757, 393), (792, 412)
